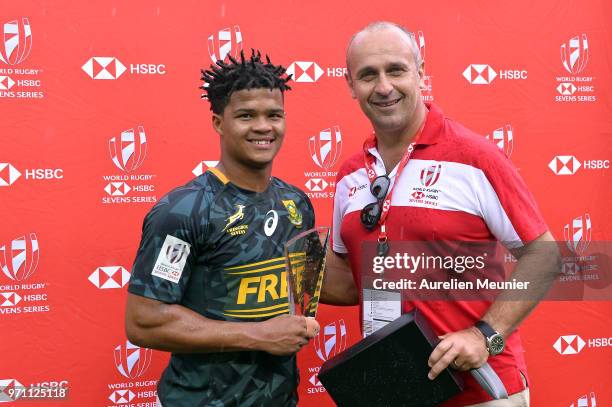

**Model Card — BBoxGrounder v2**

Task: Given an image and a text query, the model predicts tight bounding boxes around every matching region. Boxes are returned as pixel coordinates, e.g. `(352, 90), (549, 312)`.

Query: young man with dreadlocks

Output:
(125, 50), (319, 407)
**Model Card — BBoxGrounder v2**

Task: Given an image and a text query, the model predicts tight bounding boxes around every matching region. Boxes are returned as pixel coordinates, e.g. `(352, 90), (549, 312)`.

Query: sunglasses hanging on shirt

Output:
(360, 175), (390, 229)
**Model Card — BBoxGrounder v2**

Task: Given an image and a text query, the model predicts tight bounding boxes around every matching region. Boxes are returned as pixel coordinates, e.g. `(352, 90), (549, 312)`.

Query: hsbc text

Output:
(588, 338), (612, 347)
(25, 169), (64, 180)
(498, 70), (528, 79)
(583, 160), (610, 169)
(326, 67), (348, 77)
(16, 80), (41, 87)
(130, 64), (167, 75)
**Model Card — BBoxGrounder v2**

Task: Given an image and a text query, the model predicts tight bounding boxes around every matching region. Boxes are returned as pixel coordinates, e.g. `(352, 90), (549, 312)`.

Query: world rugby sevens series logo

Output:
(560, 34), (589, 75)
(309, 126), (342, 169)
(564, 214), (591, 255)
(165, 243), (189, 264)
(207, 26), (242, 63)
(420, 163), (442, 187)
(313, 320), (347, 362)
(0, 18), (32, 66)
(0, 233), (39, 281)
(486, 124), (513, 157)
(109, 126), (147, 172)
(114, 340), (152, 379)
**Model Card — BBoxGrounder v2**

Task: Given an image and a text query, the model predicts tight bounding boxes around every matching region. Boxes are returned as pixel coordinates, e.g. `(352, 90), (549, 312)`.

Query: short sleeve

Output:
(475, 147), (548, 247)
(128, 189), (207, 303)
(331, 173), (350, 254)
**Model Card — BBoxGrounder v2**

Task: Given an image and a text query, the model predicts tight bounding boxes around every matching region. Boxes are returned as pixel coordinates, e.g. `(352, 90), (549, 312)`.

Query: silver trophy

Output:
(284, 226), (330, 317)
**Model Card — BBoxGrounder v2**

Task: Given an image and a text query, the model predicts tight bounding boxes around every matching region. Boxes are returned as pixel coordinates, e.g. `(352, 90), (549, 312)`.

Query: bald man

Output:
(320, 22), (560, 406)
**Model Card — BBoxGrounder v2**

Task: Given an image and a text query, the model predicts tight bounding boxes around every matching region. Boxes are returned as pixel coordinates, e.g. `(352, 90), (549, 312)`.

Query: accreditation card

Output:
(362, 289), (401, 338)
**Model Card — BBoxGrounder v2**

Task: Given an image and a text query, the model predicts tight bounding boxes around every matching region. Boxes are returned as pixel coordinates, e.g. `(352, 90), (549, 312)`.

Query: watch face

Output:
(490, 334), (505, 355)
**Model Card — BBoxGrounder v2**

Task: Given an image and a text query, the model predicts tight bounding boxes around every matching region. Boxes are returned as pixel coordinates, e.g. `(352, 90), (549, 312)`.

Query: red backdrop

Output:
(1, 1), (610, 406)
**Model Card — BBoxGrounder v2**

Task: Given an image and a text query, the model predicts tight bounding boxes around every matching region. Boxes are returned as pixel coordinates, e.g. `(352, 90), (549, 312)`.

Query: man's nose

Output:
(252, 116), (273, 132)
(374, 74), (393, 96)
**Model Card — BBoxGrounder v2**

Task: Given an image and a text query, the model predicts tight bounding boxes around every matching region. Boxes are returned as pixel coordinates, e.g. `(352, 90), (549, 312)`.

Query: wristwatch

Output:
(475, 321), (505, 356)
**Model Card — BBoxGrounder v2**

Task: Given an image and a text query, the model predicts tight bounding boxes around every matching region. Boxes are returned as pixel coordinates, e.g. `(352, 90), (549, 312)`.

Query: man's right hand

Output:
(253, 315), (320, 355)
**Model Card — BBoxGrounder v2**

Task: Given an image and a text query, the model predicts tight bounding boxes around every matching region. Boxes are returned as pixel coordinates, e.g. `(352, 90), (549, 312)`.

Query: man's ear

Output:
(345, 71), (356, 99)
(418, 61), (426, 90)
(212, 113), (223, 136)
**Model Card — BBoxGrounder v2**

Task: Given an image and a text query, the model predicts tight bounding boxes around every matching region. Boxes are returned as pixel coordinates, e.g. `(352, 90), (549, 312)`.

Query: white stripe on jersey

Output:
(333, 159), (522, 253)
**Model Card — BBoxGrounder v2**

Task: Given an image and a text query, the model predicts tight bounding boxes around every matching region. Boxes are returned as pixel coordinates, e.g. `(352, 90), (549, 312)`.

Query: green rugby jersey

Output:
(128, 168), (315, 407)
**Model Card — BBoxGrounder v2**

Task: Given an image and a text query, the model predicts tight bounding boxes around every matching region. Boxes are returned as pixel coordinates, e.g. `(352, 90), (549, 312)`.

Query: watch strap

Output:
(475, 320), (497, 339)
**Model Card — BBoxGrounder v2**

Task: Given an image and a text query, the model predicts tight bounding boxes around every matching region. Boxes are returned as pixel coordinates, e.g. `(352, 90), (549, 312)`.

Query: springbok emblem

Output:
(224, 204), (245, 231)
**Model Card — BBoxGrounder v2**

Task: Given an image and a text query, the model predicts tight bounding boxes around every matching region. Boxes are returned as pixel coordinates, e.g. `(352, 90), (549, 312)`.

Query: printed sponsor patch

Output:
(151, 235), (190, 283)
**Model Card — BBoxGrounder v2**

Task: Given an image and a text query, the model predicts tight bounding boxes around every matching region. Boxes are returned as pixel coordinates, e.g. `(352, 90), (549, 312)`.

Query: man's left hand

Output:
(427, 327), (489, 380)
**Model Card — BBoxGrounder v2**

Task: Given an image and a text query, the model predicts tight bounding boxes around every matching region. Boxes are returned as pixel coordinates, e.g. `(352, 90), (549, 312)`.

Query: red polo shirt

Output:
(332, 102), (547, 405)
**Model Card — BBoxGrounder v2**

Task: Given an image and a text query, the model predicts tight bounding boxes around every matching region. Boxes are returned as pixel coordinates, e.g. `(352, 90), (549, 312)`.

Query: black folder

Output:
(317, 309), (463, 407)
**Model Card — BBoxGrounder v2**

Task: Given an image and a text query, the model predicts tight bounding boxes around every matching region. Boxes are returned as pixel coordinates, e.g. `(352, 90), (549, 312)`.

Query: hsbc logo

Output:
(561, 34), (589, 75)
(570, 392), (597, 407)
(192, 160), (219, 177)
(82, 57), (127, 79)
(207, 26), (242, 63)
(309, 126), (342, 169)
(548, 155), (581, 175)
(313, 319), (347, 362)
(114, 340), (152, 379)
(0, 233), (39, 282)
(82, 57), (166, 80)
(463, 64), (497, 84)
(0, 75), (15, 89)
(463, 64), (527, 85)
(564, 214), (591, 256)
(562, 261), (580, 275)
(1, 292), (22, 306)
(305, 178), (328, 192)
(104, 182), (131, 196)
(308, 373), (322, 387)
(0, 163), (21, 186)
(0, 378), (24, 402)
(89, 266), (130, 289)
(548, 155), (610, 175)
(109, 126), (147, 172)
(411, 191), (425, 200)
(348, 183), (367, 198)
(287, 61), (324, 83)
(557, 82), (576, 95)
(109, 389), (135, 404)
(485, 124), (514, 157)
(553, 335), (586, 355)
(420, 163), (442, 187)
(0, 18), (32, 66)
